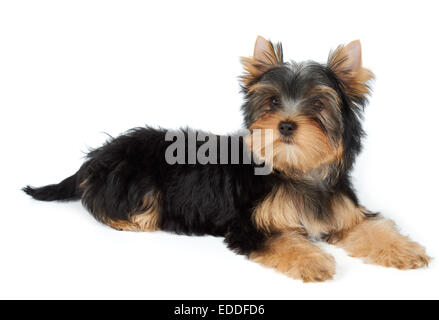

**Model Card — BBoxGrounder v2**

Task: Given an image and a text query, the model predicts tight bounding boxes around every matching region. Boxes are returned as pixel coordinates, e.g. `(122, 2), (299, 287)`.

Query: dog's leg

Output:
(81, 179), (161, 232)
(249, 232), (335, 282)
(105, 211), (159, 232)
(104, 199), (160, 232)
(328, 195), (431, 269)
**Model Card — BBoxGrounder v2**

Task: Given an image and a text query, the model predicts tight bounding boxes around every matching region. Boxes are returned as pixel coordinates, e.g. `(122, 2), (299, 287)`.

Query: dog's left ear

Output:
(241, 36), (283, 88)
(328, 40), (374, 101)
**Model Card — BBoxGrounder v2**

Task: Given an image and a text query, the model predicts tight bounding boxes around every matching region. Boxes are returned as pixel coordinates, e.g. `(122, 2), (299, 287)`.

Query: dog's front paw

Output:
(286, 251), (336, 282)
(365, 238), (431, 270)
(249, 233), (336, 283)
(339, 219), (431, 270)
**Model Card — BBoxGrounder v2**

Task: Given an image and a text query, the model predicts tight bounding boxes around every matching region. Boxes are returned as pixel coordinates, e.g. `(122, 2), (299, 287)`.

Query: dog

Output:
(24, 36), (430, 282)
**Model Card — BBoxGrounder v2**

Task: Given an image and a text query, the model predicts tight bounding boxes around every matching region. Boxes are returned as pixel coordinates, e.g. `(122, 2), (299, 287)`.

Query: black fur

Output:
(23, 174), (81, 201)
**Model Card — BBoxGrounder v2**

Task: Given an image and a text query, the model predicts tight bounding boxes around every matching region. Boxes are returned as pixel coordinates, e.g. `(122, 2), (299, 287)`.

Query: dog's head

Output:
(241, 36), (374, 178)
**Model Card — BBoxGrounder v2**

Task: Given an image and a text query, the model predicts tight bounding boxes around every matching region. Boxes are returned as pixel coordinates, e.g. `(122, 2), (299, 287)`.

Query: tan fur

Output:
(325, 196), (368, 243)
(251, 185), (331, 238)
(252, 186), (302, 234)
(106, 208), (159, 232)
(290, 116), (342, 170)
(252, 190), (366, 239)
(330, 195), (365, 232)
(328, 41), (374, 99)
(79, 178), (160, 232)
(334, 218), (431, 269)
(306, 85), (341, 109)
(104, 192), (160, 232)
(249, 232), (335, 282)
(241, 36), (283, 86)
(247, 112), (342, 174)
(78, 179), (88, 191)
(252, 192), (429, 281)
(247, 82), (280, 95)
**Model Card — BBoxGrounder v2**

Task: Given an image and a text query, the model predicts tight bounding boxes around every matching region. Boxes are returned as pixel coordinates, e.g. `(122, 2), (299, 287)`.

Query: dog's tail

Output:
(23, 172), (81, 202)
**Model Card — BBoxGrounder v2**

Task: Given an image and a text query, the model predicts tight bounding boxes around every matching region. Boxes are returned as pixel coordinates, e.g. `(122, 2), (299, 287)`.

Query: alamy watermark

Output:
(164, 129), (274, 175)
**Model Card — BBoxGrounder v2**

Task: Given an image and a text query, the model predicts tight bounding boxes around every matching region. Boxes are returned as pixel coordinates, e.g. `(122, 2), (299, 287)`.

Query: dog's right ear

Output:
(241, 36), (283, 88)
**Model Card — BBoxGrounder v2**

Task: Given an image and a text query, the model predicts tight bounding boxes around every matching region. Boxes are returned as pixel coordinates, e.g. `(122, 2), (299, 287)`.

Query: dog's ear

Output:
(241, 36), (283, 87)
(328, 40), (374, 101)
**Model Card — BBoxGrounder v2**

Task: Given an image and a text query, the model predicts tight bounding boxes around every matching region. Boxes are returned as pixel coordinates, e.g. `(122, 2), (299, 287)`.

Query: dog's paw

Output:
(364, 238), (431, 270)
(249, 234), (336, 283)
(286, 252), (336, 282)
(337, 219), (431, 270)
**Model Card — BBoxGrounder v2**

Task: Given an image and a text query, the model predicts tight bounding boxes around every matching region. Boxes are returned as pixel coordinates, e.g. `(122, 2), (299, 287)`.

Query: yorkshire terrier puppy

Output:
(24, 36), (430, 282)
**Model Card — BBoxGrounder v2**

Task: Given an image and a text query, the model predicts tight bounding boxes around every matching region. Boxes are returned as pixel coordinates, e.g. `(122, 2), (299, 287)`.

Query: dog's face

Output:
(241, 37), (374, 176)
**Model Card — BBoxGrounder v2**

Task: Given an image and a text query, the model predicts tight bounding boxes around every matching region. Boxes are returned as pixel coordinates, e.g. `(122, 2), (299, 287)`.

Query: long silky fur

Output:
(24, 40), (372, 256)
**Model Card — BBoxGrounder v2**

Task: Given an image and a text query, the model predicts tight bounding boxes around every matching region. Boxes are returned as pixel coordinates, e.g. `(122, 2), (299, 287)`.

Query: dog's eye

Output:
(312, 100), (324, 111)
(270, 96), (281, 109)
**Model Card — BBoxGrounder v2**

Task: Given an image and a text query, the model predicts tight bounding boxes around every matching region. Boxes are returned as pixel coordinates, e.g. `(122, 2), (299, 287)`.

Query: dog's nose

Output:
(278, 121), (297, 137)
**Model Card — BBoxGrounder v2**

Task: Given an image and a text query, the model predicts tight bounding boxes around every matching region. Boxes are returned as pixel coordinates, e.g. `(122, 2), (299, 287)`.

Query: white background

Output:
(1, 0), (438, 299)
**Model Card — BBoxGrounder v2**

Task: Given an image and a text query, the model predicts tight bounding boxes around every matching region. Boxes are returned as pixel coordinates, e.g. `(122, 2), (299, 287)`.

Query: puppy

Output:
(24, 36), (430, 282)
